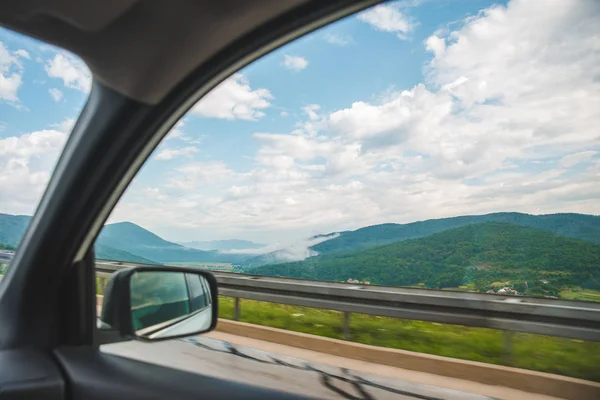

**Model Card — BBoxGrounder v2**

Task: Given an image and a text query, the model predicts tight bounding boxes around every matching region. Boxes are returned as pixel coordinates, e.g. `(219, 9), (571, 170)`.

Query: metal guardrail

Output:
(3, 253), (600, 344)
(0, 250), (13, 263)
(94, 260), (600, 343)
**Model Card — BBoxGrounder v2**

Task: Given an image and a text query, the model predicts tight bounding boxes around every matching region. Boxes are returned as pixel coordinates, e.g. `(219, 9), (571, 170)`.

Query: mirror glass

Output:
(129, 270), (213, 340)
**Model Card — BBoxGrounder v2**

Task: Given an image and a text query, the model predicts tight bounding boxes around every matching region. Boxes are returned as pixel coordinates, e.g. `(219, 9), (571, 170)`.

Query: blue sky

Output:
(1, 0), (599, 247)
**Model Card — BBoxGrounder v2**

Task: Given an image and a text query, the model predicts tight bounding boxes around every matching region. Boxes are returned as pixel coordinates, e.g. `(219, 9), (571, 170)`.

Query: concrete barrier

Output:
(215, 319), (600, 400)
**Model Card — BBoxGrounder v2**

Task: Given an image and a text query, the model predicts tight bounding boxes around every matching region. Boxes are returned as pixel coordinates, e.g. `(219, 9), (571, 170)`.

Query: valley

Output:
(2, 212), (599, 301)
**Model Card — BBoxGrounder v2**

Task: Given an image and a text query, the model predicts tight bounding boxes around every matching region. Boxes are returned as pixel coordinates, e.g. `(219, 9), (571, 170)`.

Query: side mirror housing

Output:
(100, 266), (218, 341)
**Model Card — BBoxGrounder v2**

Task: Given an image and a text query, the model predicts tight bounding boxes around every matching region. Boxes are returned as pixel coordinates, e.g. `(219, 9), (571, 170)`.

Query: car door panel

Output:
(0, 348), (64, 399)
(55, 346), (314, 400)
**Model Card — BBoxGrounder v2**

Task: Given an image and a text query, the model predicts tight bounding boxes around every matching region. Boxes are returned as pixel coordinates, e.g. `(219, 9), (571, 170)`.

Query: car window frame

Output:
(0, 0), (382, 352)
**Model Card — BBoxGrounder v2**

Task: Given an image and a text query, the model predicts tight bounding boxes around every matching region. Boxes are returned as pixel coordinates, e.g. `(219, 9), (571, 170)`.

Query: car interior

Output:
(0, 1), (382, 398)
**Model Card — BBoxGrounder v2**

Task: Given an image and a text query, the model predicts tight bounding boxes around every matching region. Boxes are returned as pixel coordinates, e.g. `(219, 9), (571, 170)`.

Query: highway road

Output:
(102, 334), (561, 400)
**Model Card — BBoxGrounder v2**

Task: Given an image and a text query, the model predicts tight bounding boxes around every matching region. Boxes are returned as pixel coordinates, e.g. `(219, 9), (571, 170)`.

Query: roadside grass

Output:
(560, 287), (600, 302)
(218, 296), (600, 382)
(96, 278), (105, 295)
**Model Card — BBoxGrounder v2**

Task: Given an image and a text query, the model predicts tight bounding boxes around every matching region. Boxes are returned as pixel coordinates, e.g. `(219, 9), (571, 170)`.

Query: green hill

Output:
(1, 214), (160, 263)
(0, 240), (156, 265)
(311, 212), (600, 255)
(253, 222), (600, 290)
(0, 214), (30, 247)
(95, 243), (158, 264)
(97, 222), (239, 263)
(0, 214), (246, 263)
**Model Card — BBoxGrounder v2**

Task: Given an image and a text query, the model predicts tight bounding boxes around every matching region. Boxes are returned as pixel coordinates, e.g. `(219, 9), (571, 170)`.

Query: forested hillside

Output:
(0, 214), (30, 247)
(95, 244), (158, 264)
(253, 222), (600, 291)
(310, 212), (600, 255)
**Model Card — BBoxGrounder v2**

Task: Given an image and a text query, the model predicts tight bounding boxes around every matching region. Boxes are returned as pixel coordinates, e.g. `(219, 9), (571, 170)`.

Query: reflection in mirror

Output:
(130, 270), (213, 340)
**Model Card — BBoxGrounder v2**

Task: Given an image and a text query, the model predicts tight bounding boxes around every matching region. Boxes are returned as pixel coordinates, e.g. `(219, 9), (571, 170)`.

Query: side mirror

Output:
(100, 266), (218, 341)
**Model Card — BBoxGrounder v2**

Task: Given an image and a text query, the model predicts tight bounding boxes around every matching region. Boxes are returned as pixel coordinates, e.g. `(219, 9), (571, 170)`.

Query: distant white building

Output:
(346, 278), (370, 285)
(496, 287), (518, 295)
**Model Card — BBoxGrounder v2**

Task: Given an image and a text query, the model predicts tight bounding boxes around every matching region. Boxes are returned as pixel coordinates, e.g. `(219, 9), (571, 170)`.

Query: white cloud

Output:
(224, 233), (340, 262)
(280, 111), (289, 117)
(425, 35), (445, 58)
(324, 33), (352, 46)
(143, 187), (167, 201)
(0, 41), (23, 102)
(559, 151), (598, 168)
(0, 43), (18, 68)
(108, 0), (600, 243)
(45, 53), (91, 92)
(165, 121), (202, 143)
(357, 2), (414, 39)
(282, 55), (308, 72)
(154, 146), (198, 161)
(166, 130), (184, 140)
(48, 88), (63, 102)
(14, 49), (30, 59)
(168, 161), (236, 189)
(253, 133), (329, 160)
(0, 72), (21, 102)
(303, 104), (321, 121)
(52, 118), (76, 134)
(191, 74), (272, 120)
(256, 154), (295, 170)
(331, 0), (600, 181)
(328, 86), (443, 142)
(0, 129), (66, 159)
(0, 121), (70, 214)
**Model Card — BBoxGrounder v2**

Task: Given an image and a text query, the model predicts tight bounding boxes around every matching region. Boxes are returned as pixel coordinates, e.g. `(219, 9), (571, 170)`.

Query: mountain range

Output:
(310, 212), (600, 253)
(2, 212), (599, 275)
(245, 212), (600, 266)
(252, 222), (600, 291)
(0, 214), (156, 264)
(0, 214), (246, 264)
(96, 222), (251, 264)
